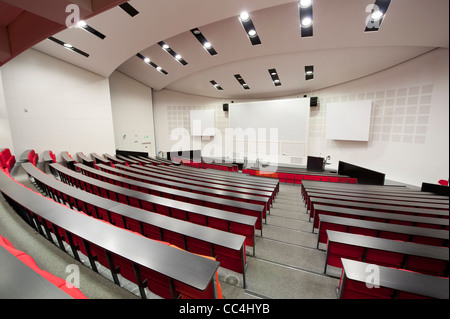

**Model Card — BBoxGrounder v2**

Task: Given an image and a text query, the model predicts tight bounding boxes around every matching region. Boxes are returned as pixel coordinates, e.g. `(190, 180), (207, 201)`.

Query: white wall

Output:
(307, 48), (449, 186)
(152, 49), (448, 186)
(0, 49), (116, 162)
(0, 68), (14, 153)
(152, 89), (228, 158)
(109, 71), (156, 156)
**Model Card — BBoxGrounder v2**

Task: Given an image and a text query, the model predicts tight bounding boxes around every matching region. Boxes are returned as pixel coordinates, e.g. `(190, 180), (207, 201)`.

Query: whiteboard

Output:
(229, 98), (310, 141)
(326, 100), (372, 141)
(190, 110), (215, 136)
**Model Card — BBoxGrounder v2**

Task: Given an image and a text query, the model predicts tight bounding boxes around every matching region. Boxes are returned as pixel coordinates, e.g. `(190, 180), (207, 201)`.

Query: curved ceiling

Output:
(3, 0), (449, 100)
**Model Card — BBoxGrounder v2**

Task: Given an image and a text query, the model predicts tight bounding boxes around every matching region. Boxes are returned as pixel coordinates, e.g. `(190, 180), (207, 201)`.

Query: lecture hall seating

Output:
(0, 166), (222, 299)
(0, 148), (16, 173)
(298, 176), (449, 299)
(22, 162), (249, 281)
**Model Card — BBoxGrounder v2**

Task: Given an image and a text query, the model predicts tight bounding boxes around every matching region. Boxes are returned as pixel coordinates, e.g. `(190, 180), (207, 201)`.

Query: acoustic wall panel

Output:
(326, 100), (372, 141)
(190, 110), (215, 136)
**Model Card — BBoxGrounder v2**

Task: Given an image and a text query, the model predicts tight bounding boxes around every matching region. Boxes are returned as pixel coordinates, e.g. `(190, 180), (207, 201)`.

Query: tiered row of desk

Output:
(243, 166), (358, 185)
(23, 162), (248, 284)
(0, 234), (86, 299)
(1, 149), (228, 299)
(301, 180), (449, 299)
(53, 151), (278, 297)
(172, 156), (239, 172)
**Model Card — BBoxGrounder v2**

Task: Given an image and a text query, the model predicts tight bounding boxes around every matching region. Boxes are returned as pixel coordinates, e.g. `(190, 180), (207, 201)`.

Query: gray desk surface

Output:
(75, 163), (265, 214)
(96, 163), (270, 203)
(1, 169), (220, 292)
(318, 214), (449, 240)
(313, 204), (449, 229)
(0, 246), (72, 299)
(50, 163), (258, 227)
(114, 163), (273, 198)
(327, 230), (449, 261)
(303, 184), (448, 200)
(302, 180), (432, 193)
(309, 197), (449, 218)
(306, 190), (449, 204)
(134, 164), (276, 193)
(23, 162), (246, 252)
(341, 258), (449, 299)
(308, 193), (448, 210)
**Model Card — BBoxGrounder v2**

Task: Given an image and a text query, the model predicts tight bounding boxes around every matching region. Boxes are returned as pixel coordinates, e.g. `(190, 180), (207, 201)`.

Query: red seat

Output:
(326, 241), (364, 268)
(438, 180), (448, 186)
(340, 277), (394, 299)
(403, 256), (448, 276)
(364, 249), (404, 268)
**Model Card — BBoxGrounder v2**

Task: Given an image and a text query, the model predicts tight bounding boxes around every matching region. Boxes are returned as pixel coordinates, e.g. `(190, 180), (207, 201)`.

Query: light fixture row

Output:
(210, 65), (314, 91)
(239, 11), (261, 45)
(136, 53), (168, 75)
(299, 0), (313, 37)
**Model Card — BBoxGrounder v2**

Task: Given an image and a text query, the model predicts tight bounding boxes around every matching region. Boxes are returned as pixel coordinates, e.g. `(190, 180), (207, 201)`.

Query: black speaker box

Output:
(310, 97), (318, 107)
(223, 103), (229, 111)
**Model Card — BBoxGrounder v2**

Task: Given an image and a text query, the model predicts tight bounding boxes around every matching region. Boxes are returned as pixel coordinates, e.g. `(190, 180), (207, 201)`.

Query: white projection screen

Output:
(229, 98), (310, 165)
(326, 100), (372, 141)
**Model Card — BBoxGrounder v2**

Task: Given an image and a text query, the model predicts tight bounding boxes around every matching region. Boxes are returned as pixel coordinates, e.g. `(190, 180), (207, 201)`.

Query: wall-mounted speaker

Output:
(310, 97), (318, 107)
(223, 103), (229, 112)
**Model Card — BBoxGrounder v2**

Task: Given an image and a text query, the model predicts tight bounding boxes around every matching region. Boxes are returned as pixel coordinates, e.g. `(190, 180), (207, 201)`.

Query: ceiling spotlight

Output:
(204, 42), (212, 48)
(238, 11), (261, 45)
(239, 11), (250, 21)
(370, 10), (384, 21)
(299, 0), (312, 8)
(144, 57), (150, 63)
(301, 17), (313, 27)
(77, 20), (87, 28)
(48, 36), (89, 57)
(162, 44), (170, 50)
(175, 54), (182, 60)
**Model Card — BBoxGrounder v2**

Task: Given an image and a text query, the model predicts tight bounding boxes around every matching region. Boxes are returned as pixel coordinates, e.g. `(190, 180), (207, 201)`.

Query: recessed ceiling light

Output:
(190, 28), (217, 56)
(365, 0), (391, 32)
(238, 11), (261, 45)
(301, 17), (313, 27)
(299, 0), (312, 8)
(239, 11), (250, 22)
(370, 10), (384, 21)
(268, 68), (282, 86)
(210, 80), (223, 90)
(75, 20), (106, 40)
(119, 2), (139, 17)
(136, 53), (168, 75)
(48, 37), (89, 57)
(299, 1), (313, 37)
(305, 65), (314, 80)
(234, 74), (250, 90)
(248, 29), (257, 37)
(158, 41), (188, 65)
